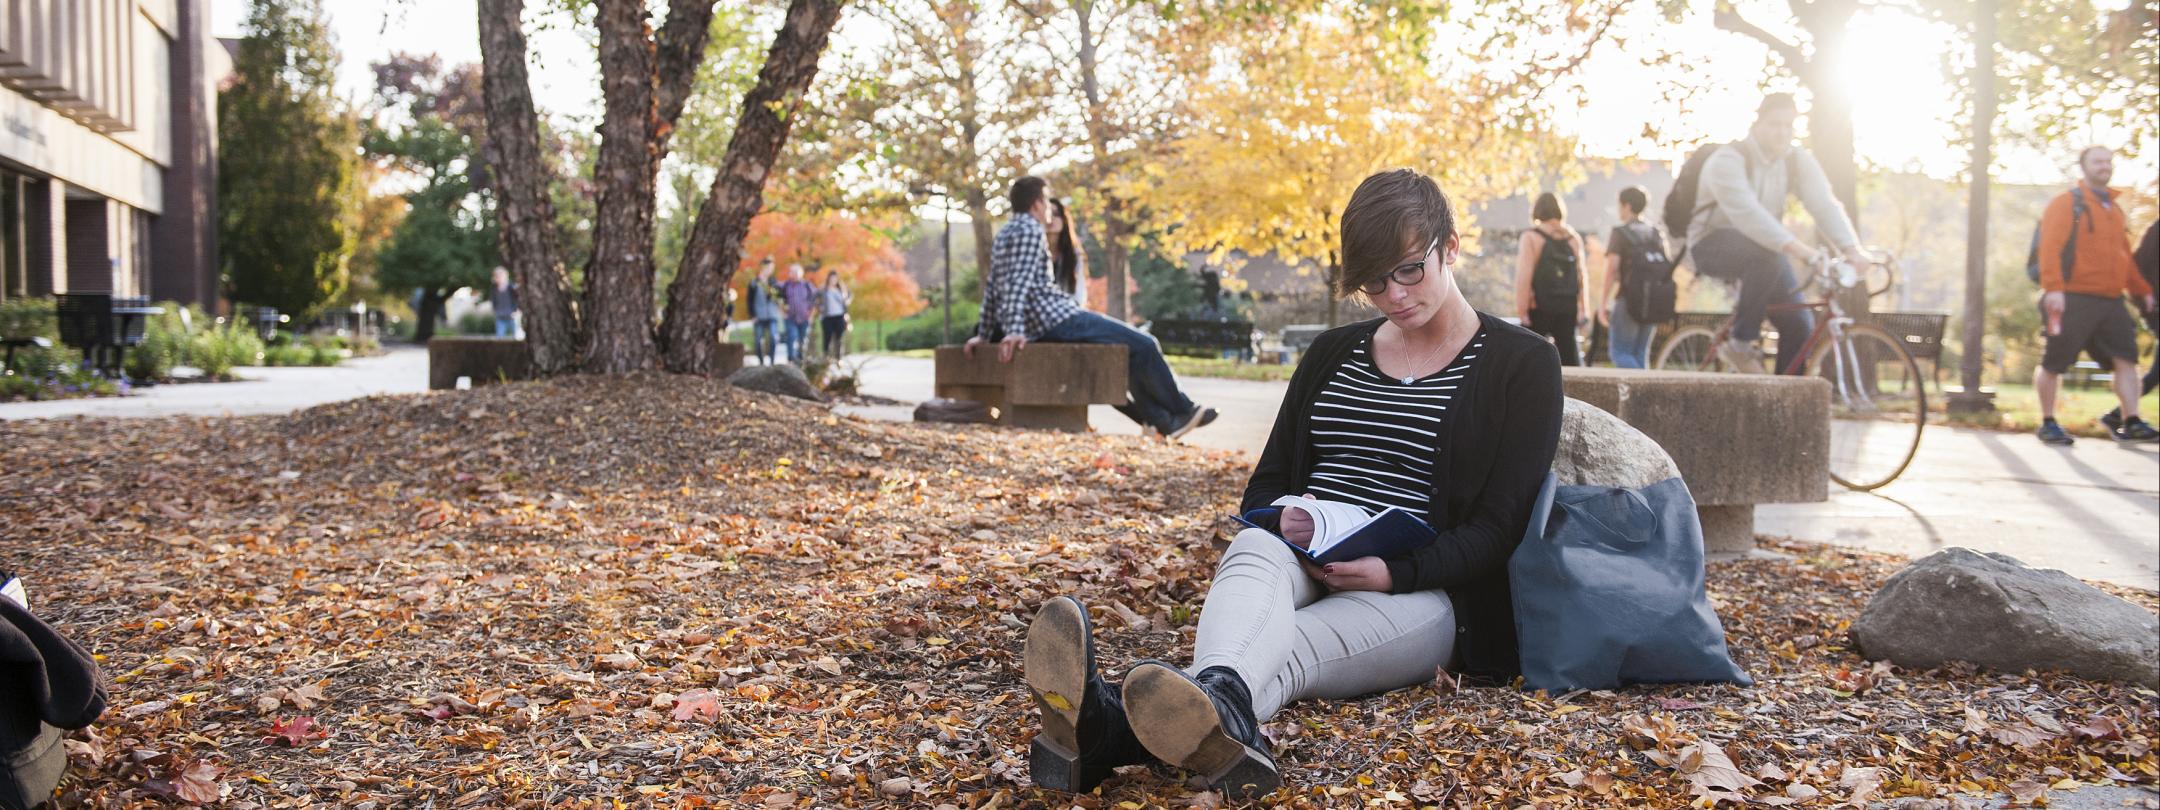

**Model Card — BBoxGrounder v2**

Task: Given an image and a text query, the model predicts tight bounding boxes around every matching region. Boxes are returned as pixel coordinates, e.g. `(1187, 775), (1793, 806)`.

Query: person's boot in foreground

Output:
(1123, 661), (1280, 800)
(1025, 597), (1150, 791)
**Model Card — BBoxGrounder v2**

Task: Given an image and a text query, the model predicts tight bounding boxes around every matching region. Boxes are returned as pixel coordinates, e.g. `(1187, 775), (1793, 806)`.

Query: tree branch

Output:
(1714, 7), (1807, 68)
(655, 1), (719, 129)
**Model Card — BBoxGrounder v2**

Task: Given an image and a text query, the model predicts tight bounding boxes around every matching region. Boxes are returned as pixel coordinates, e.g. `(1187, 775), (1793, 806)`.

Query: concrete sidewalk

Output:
(0, 345), (432, 421)
(842, 354), (2160, 590)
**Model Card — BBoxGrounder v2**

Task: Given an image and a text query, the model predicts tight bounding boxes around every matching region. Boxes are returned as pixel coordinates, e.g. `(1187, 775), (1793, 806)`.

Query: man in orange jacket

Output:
(2034, 146), (2157, 445)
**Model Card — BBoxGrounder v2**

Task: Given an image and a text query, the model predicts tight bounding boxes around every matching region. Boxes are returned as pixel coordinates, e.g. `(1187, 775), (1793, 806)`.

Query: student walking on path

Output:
(1018, 168), (1563, 799)
(968, 176), (1217, 440)
(778, 265), (818, 364)
(745, 259), (783, 365)
(1598, 186), (1676, 369)
(1516, 192), (1588, 366)
(818, 270), (851, 360)
(2033, 147), (2158, 445)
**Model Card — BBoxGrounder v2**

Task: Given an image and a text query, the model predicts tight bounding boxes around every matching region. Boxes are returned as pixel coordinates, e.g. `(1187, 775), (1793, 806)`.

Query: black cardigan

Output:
(1242, 312), (1563, 678)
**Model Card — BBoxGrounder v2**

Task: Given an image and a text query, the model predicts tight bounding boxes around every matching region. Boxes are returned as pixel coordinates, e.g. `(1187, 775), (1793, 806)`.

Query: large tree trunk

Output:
(476, 0), (577, 373)
(413, 288), (450, 343)
(659, 0), (846, 374)
(1796, 0), (1860, 223)
(580, 0), (664, 373)
(965, 186), (995, 292)
(1070, 0), (1132, 321)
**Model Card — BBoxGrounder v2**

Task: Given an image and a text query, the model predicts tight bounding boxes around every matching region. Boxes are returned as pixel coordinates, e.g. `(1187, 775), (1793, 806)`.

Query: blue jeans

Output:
(1039, 311), (1198, 434)
(784, 319), (811, 363)
(1692, 228), (1815, 375)
(494, 316), (516, 337)
(753, 318), (781, 364)
(1607, 300), (1655, 369)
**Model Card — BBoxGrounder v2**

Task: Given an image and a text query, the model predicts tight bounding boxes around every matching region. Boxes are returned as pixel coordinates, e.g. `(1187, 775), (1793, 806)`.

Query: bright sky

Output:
(213, 1), (2152, 190)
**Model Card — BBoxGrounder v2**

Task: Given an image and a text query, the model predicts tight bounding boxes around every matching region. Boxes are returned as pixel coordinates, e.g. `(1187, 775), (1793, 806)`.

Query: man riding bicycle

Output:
(1682, 93), (1871, 375)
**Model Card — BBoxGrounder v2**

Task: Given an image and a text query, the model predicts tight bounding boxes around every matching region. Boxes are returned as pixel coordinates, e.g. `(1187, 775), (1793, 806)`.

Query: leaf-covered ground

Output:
(3, 374), (2154, 808)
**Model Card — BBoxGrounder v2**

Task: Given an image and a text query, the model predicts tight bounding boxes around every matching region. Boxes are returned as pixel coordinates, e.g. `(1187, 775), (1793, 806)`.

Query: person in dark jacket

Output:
(2102, 219), (2160, 433)
(1018, 168), (1564, 800)
(2, 585), (107, 808)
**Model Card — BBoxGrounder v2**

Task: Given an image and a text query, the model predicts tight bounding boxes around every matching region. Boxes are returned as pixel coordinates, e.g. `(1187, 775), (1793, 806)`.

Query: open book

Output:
(1231, 496), (1437, 566)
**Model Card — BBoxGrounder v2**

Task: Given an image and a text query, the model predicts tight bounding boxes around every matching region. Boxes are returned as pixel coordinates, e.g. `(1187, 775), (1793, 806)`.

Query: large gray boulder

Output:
(727, 364), (825, 402)
(1853, 548), (2159, 688)
(1553, 397), (1682, 489)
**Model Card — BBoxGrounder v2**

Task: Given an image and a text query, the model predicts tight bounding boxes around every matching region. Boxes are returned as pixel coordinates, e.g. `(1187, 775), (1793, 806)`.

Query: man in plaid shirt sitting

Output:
(965, 176), (1218, 440)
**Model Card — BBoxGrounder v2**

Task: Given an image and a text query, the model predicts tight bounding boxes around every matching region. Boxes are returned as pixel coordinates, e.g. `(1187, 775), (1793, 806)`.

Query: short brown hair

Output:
(1531, 191), (1566, 223)
(1338, 169), (1456, 298)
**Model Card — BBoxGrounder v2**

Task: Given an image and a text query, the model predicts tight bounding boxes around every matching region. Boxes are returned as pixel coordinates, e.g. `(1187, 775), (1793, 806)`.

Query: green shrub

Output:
(882, 301), (980, 352)
(189, 322), (264, 378)
(125, 323), (183, 381)
(261, 344), (312, 366)
(0, 297), (56, 339)
(458, 311), (497, 335)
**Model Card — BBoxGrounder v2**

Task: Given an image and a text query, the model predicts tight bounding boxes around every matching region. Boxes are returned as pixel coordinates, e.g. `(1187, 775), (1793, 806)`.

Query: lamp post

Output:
(1950, 0), (1998, 414)
(941, 195), (953, 346)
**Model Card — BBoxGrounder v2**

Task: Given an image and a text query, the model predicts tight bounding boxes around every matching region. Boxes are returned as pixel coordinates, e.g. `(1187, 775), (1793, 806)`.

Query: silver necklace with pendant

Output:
(1396, 314), (1469, 384)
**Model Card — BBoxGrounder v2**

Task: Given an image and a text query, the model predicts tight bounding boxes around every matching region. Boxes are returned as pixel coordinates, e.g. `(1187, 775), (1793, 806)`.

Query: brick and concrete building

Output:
(0, 0), (226, 308)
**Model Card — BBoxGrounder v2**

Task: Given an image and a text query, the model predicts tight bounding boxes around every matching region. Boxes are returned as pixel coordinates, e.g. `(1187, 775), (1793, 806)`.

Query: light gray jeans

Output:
(1191, 529), (1458, 721)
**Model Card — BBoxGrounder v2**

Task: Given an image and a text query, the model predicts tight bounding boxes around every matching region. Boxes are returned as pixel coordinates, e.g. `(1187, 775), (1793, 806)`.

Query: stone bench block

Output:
(932, 344), (1128, 432)
(1561, 367), (1830, 554)
(428, 337), (533, 390)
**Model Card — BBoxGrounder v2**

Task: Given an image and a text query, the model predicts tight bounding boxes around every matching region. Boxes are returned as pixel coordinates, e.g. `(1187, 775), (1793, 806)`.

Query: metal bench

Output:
(56, 294), (161, 377)
(1149, 319), (1255, 359)
(1864, 311), (1950, 390)
(1, 336), (51, 375)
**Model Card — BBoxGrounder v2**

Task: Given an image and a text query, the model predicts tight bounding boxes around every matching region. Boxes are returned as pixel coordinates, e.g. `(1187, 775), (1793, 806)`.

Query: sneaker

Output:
(2112, 417), (2160, 443)
(2100, 410), (2124, 433)
(1124, 662), (1280, 800)
(1167, 406), (1218, 441)
(1716, 338), (1765, 374)
(2036, 419), (2076, 446)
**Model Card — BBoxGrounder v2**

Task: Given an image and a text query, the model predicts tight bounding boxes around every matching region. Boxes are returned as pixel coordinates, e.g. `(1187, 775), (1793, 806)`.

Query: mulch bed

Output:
(2, 374), (2152, 808)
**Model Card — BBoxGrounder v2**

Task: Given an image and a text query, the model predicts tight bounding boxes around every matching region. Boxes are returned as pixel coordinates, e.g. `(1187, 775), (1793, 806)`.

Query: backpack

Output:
(1530, 229), (1581, 314)
(1615, 223), (1678, 324)
(2025, 187), (2087, 285)
(1663, 142), (1801, 263)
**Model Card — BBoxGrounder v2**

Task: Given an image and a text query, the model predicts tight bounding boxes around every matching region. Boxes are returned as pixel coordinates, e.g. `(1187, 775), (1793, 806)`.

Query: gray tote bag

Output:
(1509, 473), (1751, 692)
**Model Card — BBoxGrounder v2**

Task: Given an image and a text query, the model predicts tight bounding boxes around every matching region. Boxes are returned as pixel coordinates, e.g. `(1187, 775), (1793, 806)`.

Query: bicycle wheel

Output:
(1654, 327), (1726, 372)
(1807, 323), (1925, 491)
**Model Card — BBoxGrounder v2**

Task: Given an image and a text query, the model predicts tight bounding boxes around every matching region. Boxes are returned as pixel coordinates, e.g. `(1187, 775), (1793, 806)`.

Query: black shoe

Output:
(1167, 406), (1218, 441)
(2113, 417), (2160, 443)
(1025, 597), (1149, 792)
(2037, 419), (2076, 446)
(2101, 410), (2124, 433)
(1124, 662), (1280, 800)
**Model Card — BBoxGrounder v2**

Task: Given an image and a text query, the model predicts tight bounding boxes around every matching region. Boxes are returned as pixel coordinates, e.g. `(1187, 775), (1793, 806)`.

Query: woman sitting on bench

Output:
(1020, 169), (1564, 799)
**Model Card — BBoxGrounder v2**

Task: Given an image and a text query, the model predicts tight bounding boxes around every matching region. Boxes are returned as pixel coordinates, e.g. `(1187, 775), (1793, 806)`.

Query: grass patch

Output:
(1937, 381), (2159, 438)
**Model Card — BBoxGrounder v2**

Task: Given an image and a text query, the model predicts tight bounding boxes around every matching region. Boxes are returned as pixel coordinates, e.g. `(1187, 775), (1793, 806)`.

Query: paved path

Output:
(843, 354), (2160, 590)
(0, 346), (431, 421)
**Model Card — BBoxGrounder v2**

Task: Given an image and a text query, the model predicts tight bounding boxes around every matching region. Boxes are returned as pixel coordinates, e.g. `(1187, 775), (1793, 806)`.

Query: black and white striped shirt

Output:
(1305, 330), (1485, 523)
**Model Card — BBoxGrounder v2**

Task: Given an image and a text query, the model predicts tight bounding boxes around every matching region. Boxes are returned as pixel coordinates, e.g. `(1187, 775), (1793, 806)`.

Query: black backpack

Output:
(1615, 223), (1678, 324)
(2025, 186), (2087, 285)
(1530, 230), (1581, 314)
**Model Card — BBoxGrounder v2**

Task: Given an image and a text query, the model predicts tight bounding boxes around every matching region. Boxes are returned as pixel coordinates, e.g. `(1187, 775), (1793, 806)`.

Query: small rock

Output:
(878, 777), (911, 796)
(1853, 548), (2159, 688)
(726, 365), (825, 402)
(970, 529), (996, 542)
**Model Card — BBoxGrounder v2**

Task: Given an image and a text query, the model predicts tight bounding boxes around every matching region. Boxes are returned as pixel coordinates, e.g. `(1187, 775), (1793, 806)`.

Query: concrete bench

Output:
(428, 337), (534, 390)
(932, 343), (1128, 432)
(1561, 367), (1830, 555)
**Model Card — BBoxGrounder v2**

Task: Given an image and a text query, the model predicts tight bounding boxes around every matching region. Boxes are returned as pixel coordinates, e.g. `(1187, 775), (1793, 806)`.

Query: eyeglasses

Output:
(1357, 237), (1440, 296)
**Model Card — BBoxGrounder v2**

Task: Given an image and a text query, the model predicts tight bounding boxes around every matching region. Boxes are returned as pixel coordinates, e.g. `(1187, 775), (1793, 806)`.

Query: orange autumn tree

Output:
(736, 210), (925, 322)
